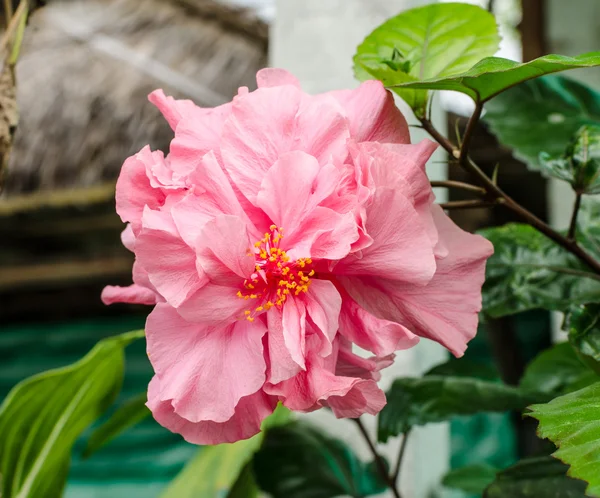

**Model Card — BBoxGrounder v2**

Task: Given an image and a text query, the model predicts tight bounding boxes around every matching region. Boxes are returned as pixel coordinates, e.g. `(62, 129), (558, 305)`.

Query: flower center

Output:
(237, 225), (314, 322)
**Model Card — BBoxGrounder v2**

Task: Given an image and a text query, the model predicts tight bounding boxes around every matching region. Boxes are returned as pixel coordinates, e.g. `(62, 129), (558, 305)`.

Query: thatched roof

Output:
(2, 0), (268, 196)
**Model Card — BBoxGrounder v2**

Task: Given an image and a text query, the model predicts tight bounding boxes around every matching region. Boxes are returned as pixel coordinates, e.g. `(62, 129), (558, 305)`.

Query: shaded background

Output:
(1, 0), (599, 497)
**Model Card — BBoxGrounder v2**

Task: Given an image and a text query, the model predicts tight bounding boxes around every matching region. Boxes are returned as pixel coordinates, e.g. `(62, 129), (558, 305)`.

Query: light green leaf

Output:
(529, 382), (600, 498)
(442, 463), (499, 494)
(484, 75), (600, 167)
(484, 457), (588, 498)
(539, 125), (600, 194)
(519, 342), (596, 395)
(161, 404), (291, 498)
(83, 392), (150, 458)
(354, 2), (499, 116)
(389, 53), (600, 104)
(378, 375), (548, 442)
(0, 329), (144, 498)
(253, 422), (388, 498)
(481, 224), (600, 317)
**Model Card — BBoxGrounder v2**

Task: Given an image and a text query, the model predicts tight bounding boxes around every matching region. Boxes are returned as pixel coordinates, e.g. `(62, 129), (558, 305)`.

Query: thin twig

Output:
(0, 0), (26, 54)
(353, 419), (401, 498)
(392, 431), (411, 485)
(440, 199), (499, 210)
(419, 114), (600, 275)
(3, 0), (13, 28)
(568, 193), (582, 241)
(430, 180), (486, 195)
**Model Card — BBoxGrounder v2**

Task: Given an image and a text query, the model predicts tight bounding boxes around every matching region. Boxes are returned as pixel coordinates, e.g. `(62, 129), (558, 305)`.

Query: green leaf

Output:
(484, 457), (588, 498)
(529, 382), (600, 498)
(426, 358), (500, 381)
(253, 422), (388, 498)
(161, 404), (291, 498)
(0, 329), (144, 498)
(519, 342), (595, 395)
(377, 375), (548, 442)
(389, 53), (600, 104)
(484, 75), (600, 167)
(442, 463), (499, 494)
(83, 392), (150, 458)
(354, 2), (499, 116)
(566, 304), (600, 375)
(481, 223), (600, 317)
(539, 125), (600, 194)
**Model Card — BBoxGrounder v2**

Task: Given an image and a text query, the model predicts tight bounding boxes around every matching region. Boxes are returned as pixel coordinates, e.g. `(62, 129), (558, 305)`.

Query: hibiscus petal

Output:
(177, 283), (248, 325)
(334, 187), (436, 284)
(136, 209), (206, 308)
(115, 146), (166, 232)
(266, 307), (304, 384)
(197, 215), (255, 284)
(146, 304), (267, 423)
(256, 68), (301, 88)
(148, 89), (198, 131)
(303, 279), (342, 357)
(282, 296), (307, 370)
(101, 284), (157, 305)
(148, 377), (276, 445)
(338, 292), (418, 356)
(327, 80), (410, 144)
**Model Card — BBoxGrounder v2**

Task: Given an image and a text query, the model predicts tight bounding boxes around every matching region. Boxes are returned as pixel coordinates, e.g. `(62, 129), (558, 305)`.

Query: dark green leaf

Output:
(442, 463), (498, 494)
(484, 457), (588, 498)
(254, 422), (388, 498)
(426, 358), (500, 381)
(227, 463), (259, 498)
(528, 382), (600, 498)
(389, 53), (600, 104)
(539, 125), (600, 193)
(484, 75), (600, 167)
(0, 330), (144, 498)
(480, 223), (600, 317)
(161, 404), (291, 498)
(354, 2), (499, 116)
(83, 392), (150, 458)
(566, 304), (600, 375)
(378, 375), (548, 442)
(519, 342), (594, 395)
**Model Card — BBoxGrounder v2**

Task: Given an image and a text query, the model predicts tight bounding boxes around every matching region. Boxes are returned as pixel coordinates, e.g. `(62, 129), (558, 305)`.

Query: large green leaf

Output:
(377, 375), (547, 442)
(484, 75), (600, 167)
(354, 2), (499, 116)
(539, 125), (600, 194)
(484, 457), (588, 498)
(83, 392), (150, 458)
(388, 53), (600, 104)
(161, 404), (291, 498)
(442, 463), (499, 494)
(253, 422), (388, 498)
(519, 342), (595, 395)
(0, 330), (144, 498)
(529, 382), (600, 498)
(481, 224), (600, 317)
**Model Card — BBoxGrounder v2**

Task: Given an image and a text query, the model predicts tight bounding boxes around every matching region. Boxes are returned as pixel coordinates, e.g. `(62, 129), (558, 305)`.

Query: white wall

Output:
(271, 1), (450, 497)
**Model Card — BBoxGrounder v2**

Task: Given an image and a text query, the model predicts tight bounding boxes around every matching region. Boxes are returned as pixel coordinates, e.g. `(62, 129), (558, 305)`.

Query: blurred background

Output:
(0, 0), (599, 497)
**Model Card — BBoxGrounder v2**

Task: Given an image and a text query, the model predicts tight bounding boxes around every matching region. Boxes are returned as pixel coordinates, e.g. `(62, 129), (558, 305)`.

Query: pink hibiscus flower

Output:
(103, 68), (493, 444)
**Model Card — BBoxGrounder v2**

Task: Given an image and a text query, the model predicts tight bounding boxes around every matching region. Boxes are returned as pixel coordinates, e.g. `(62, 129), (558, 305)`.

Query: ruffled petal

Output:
(148, 377), (276, 445)
(256, 68), (301, 88)
(146, 304), (267, 423)
(266, 307), (304, 384)
(303, 279), (342, 357)
(176, 283), (248, 325)
(148, 90), (198, 131)
(327, 80), (410, 144)
(101, 284), (157, 306)
(334, 187), (436, 284)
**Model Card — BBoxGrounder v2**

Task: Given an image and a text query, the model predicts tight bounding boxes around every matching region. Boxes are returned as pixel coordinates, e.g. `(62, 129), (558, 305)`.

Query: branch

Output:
(568, 193), (582, 241)
(430, 180), (486, 195)
(420, 113), (600, 275)
(440, 199), (499, 210)
(392, 430), (411, 485)
(353, 418), (401, 498)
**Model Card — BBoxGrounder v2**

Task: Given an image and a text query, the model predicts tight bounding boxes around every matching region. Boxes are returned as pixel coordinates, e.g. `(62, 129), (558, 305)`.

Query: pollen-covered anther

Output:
(237, 225), (314, 320)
